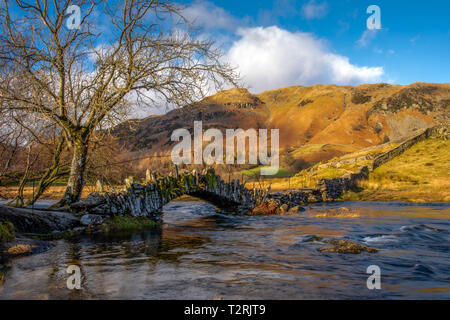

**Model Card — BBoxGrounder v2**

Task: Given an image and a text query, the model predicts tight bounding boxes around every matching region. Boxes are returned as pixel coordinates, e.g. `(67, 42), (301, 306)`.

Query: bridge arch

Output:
(70, 169), (265, 217)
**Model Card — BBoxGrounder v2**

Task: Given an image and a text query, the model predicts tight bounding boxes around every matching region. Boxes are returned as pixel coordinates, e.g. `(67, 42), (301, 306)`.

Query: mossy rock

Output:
(320, 239), (379, 254)
(26, 216), (161, 239)
(0, 221), (15, 243)
(305, 236), (379, 254)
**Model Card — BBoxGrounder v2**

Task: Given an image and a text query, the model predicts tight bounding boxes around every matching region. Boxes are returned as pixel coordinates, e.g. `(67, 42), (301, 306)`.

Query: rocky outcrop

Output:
(0, 207), (75, 261)
(319, 239), (379, 254)
(0, 205), (80, 234)
(301, 236), (379, 254)
(1, 235), (53, 260)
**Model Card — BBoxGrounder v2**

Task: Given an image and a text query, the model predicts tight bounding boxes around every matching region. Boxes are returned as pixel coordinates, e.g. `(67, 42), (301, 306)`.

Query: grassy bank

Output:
(26, 216), (162, 241)
(342, 136), (450, 202)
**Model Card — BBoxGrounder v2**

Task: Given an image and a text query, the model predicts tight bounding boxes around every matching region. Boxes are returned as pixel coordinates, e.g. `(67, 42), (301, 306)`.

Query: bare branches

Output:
(1, 0), (239, 132)
(0, 0), (240, 203)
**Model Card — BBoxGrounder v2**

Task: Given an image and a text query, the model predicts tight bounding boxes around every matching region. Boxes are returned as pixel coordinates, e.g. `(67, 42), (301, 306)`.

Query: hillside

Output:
(115, 83), (449, 171)
(114, 88), (270, 153)
(342, 131), (450, 202)
(249, 124), (449, 202)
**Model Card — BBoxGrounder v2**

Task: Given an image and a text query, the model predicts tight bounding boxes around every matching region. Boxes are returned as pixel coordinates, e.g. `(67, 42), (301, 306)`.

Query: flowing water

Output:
(1, 200), (449, 299)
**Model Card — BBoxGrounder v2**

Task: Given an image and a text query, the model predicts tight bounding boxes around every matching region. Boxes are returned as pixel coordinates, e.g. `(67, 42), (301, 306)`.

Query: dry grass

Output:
(0, 184), (120, 201)
(244, 175), (318, 191)
(338, 142), (399, 160)
(343, 136), (450, 202)
(5, 244), (33, 255)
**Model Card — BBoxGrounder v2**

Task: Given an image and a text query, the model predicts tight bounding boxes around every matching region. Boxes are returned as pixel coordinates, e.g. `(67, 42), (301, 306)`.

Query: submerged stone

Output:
(319, 239), (379, 254)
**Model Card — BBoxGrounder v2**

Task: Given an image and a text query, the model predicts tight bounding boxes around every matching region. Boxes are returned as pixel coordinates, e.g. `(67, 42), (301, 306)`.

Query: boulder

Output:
(0, 205), (79, 234)
(80, 214), (103, 226)
(279, 204), (289, 214)
(70, 193), (106, 212)
(319, 239), (379, 254)
(287, 206), (301, 215)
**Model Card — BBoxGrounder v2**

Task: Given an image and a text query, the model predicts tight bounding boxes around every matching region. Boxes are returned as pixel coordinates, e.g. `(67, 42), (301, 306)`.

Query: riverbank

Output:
(0, 204), (162, 263)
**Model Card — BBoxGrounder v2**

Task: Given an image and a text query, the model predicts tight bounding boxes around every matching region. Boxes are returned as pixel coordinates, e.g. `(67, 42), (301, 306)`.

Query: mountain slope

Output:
(115, 83), (449, 168)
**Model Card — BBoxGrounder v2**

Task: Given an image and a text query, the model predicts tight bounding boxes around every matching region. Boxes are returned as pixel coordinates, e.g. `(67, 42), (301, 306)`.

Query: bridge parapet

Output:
(70, 168), (274, 218)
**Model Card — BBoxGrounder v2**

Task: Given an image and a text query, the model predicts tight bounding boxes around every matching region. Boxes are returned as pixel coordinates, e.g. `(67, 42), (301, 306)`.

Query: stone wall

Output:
(372, 125), (444, 170)
(317, 166), (369, 200)
(268, 189), (322, 207)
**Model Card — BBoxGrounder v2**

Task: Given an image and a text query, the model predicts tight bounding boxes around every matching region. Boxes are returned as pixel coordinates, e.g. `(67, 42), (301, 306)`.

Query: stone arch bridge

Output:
(70, 168), (322, 219)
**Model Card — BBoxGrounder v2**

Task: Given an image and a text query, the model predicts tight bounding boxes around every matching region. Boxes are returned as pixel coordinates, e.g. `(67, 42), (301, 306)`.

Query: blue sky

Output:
(182, 0), (450, 92)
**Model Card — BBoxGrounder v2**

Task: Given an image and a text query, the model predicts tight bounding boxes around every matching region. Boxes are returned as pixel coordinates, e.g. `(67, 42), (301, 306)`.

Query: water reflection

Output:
(0, 200), (449, 299)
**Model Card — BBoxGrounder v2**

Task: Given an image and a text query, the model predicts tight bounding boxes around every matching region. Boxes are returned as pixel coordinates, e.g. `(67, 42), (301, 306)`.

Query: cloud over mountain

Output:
(226, 26), (384, 93)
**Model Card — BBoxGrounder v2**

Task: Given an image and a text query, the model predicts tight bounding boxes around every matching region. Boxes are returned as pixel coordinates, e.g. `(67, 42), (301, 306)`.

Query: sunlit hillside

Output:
(343, 134), (450, 202)
(115, 83), (449, 174)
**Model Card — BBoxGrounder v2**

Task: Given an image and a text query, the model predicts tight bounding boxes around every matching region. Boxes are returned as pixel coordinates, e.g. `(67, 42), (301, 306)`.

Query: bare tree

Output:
(0, 111), (25, 202)
(0, 0), (239, 206)
(0, 104), (70, 205)
(0, 117), (22, 181)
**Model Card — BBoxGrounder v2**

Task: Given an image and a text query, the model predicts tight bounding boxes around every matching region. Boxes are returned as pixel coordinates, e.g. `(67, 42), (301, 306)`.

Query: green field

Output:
(241, 167), (294, 178)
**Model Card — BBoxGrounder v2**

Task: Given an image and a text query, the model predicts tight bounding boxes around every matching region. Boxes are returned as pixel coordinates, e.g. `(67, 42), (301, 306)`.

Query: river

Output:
(1, 200), (449, 299)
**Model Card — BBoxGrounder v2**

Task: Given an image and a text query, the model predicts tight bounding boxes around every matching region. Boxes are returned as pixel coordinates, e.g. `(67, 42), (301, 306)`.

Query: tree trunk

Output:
(57, 141), (89, 206)
(8, 145), (36, 208)
(25, 137), (66, 206)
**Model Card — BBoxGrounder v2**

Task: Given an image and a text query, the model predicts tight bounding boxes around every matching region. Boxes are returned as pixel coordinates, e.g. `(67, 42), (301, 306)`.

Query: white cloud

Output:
(357, 29), (378, 47)
(183, 1), (244, 31)
(301, 0), (329, 19)
(226, 26), (384, 93)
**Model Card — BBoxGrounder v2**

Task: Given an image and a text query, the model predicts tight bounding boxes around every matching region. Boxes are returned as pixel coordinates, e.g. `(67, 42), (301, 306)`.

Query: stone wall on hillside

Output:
(316, 123), (448, 200)
(373, 124), (446, 170)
